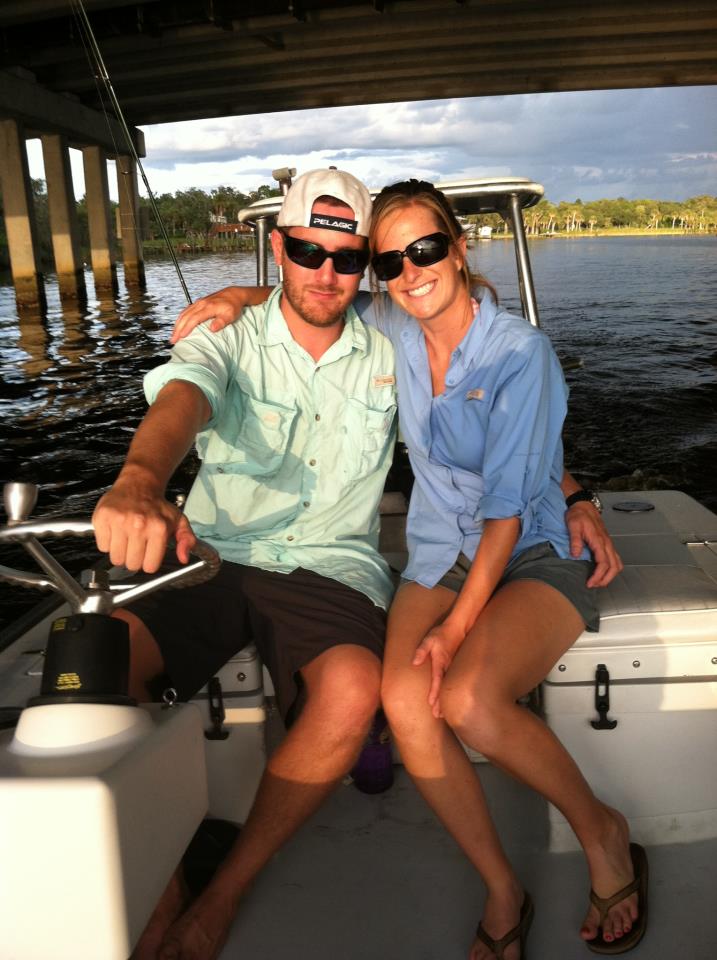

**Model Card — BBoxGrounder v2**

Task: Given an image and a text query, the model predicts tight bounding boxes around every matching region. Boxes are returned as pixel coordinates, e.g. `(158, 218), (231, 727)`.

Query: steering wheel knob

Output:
(3, 482), (39, 524)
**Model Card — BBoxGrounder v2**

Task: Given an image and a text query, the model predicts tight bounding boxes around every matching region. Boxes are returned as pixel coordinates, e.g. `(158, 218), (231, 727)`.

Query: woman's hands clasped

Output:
(412, 619), (466, 718)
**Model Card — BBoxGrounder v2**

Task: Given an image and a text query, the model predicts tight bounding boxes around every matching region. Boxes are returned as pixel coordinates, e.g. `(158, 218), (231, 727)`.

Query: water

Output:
(1, 236), (715, 631)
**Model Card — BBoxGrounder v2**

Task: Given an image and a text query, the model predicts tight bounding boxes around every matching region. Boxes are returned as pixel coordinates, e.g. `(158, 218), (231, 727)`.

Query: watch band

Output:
(565, 489), (603, 512)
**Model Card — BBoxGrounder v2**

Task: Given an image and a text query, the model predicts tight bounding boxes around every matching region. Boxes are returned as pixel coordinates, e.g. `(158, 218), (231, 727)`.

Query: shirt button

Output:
(303, 501), (310, 508)
(314, 414), (321, 421)
(287, 535), (295, 542)
(309, 458), (316, 466)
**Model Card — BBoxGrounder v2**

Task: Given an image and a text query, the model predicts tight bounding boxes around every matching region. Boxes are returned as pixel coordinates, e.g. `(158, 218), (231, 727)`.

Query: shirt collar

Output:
(259, 284), (369, 357)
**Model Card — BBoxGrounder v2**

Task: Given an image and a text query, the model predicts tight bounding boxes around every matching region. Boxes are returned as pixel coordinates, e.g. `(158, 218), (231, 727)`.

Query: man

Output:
(92, 169), (398, 960)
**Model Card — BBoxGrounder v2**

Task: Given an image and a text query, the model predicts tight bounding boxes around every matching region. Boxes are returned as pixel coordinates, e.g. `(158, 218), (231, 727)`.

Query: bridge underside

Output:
(1, 1), (716, 128)
(0, 1), (715, 308)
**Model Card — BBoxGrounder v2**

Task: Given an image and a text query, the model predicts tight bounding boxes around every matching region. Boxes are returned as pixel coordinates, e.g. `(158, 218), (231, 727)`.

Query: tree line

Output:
(480, 195), (717, 234)
(1, 181), (715, 271)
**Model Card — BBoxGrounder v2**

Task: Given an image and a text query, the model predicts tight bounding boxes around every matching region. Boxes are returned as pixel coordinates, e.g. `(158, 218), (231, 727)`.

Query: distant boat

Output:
(478, 225), (493, 240)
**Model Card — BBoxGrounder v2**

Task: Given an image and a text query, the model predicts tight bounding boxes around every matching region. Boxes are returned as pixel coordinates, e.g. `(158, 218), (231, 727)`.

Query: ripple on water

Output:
(2, 241), (716, 629)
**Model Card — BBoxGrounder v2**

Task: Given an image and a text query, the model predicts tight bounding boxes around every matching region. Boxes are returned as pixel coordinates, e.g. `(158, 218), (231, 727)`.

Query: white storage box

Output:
(192, 643), (267, 824)
(542, 491), (717, 850)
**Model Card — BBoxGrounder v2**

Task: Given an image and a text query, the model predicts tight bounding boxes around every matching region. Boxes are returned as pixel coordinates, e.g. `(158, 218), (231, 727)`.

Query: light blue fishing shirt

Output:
(354, 290), (586, 588)
(144, 286), (398, 609)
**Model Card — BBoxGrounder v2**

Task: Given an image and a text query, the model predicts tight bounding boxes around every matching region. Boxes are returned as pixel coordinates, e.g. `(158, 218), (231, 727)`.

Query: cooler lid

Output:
(546, 558), (717, 685)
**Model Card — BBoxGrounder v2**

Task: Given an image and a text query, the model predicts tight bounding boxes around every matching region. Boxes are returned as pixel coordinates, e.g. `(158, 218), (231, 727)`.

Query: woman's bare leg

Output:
(440, 580), (638, 948)
(382, 583), (525, 960)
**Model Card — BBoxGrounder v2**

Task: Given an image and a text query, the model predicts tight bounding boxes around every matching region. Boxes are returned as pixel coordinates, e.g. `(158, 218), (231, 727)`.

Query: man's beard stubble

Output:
(281, 271), (348, 329)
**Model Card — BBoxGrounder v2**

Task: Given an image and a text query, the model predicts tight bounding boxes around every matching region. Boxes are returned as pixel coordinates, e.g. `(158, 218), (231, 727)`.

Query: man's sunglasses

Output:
(280, 231), (369, 275)
(371, 232), (451, 282)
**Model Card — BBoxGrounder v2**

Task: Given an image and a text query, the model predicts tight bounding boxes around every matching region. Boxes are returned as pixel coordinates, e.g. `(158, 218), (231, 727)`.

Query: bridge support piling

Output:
(116, 154), (145, 288)
(41, 134), (86, 302)
(0, 119), (47, 310)
(82, 145), (117, 293)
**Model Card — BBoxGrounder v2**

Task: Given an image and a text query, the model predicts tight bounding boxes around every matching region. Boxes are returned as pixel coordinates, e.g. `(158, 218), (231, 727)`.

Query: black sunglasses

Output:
(371, 232), (451, 281)
(280, 230), (369, 275)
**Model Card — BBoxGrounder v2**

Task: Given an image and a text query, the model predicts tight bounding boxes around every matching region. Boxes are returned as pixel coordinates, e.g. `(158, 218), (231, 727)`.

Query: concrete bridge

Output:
(1, 0), (716, 307)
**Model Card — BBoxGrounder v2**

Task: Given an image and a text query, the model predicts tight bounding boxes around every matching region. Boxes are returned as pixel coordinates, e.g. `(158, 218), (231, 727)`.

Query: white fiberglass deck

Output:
(220, 758), (716, 960)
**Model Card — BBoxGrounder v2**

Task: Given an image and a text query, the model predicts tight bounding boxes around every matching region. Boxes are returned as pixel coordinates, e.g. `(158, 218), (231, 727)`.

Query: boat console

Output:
(0, 483), (220, 960)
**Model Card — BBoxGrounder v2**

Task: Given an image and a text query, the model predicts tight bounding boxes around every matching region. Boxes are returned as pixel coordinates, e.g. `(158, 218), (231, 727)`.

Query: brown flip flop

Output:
(586, 842), (648, 954)
(476, 891), (534, 960)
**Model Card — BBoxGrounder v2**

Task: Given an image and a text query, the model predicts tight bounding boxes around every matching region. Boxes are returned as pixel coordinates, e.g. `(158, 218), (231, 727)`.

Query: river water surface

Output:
(1, 235), (715, 630)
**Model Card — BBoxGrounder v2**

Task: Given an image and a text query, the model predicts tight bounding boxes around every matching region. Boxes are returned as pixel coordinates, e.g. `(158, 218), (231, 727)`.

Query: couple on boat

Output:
(93, 168), (647, 960)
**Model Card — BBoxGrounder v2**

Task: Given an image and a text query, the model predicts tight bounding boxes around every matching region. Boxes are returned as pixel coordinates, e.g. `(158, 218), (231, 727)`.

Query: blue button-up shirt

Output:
(144, 286), (398, 609)
(355, 290), (585, 588)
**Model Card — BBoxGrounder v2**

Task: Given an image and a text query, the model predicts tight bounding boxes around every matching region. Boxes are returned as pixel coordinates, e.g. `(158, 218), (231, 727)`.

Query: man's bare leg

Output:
(155, 642), (382, 960)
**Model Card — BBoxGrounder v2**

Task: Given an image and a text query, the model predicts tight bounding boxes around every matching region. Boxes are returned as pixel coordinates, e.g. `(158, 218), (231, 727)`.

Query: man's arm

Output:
(170, 286), (270, 343)
(92, 380), (211, 573)
(559, 469), (623, 587)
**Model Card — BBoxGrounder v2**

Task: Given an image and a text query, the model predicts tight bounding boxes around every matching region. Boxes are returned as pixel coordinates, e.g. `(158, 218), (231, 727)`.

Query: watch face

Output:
(590, 492), (603, 513)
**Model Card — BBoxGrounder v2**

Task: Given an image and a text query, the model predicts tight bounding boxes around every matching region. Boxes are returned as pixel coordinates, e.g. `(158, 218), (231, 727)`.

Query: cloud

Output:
(24, 86), (717, 203)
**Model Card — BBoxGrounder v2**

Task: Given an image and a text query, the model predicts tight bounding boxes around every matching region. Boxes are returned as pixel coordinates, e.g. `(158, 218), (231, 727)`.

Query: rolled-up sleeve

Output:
(143, 324), (236, 423)
(476, 333), (567, 530)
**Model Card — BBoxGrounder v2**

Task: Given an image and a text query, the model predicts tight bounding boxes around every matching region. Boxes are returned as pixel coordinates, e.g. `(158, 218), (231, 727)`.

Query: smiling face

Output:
(271, 199), (367, 330)
(371, 201), (468, 326)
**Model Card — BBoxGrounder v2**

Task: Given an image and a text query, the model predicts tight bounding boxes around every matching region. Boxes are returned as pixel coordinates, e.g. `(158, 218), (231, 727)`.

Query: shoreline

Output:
(483, 228), (715, 241)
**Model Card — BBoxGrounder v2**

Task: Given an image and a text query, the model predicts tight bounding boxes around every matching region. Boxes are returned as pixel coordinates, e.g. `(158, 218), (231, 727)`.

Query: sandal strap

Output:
(590, 875), (640, 926)
(476, 919), (521, 960)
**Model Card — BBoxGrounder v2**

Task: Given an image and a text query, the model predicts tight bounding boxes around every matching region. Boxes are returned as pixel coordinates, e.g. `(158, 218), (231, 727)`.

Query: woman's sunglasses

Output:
(371, 232), (451, 282)
(280, 230), (370, 275)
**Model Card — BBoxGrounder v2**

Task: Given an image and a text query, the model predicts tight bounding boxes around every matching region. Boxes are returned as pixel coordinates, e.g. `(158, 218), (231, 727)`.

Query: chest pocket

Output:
(341, 397), (397, 483)
(232, 394), (296, 476)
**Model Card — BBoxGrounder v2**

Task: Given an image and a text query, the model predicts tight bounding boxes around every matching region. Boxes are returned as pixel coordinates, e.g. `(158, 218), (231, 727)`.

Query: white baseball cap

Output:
(277, 168), (372, 237)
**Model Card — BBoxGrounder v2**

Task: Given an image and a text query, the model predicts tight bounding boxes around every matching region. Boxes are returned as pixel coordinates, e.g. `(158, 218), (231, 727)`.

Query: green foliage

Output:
(1, 182), (715, 274)
(474, 194), (717, 235)
(139, 183), (280, 237)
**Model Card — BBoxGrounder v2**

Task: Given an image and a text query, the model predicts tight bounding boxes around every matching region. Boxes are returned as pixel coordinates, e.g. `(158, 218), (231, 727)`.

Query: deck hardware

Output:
(632, 660), (641, 668)
(558, 664), (566, 672)
(612, 501), (655, 512)
(591, 664), (618, 730)
(712, 658), (717, 665)
(162, 686), (178, 708)
(236, 672), (247, 682)
(205, 676), (229, 740)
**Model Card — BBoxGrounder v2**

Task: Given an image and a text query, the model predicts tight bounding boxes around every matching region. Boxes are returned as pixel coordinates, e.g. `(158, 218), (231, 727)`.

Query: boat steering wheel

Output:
(0, 482), (220, 616)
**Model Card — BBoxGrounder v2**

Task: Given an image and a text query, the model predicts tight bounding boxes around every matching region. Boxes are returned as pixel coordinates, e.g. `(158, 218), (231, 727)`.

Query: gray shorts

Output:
(417, 541), (599, 632)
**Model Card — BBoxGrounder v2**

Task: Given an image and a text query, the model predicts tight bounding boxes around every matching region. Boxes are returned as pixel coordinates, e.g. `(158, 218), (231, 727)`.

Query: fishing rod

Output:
(70, 0), (192, 305)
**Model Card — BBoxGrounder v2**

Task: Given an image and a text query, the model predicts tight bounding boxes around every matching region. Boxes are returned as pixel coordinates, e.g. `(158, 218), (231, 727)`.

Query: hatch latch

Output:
(205, 676), (230, 740)
(591, 663), (618, 730)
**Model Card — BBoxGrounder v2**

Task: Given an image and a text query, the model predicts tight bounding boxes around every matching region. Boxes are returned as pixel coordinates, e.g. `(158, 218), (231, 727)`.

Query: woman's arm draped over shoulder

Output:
(171, 286), (271, 343)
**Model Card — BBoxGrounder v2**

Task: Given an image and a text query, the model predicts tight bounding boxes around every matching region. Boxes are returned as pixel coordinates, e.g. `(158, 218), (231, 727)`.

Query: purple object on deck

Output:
(351, 709), (394, 794)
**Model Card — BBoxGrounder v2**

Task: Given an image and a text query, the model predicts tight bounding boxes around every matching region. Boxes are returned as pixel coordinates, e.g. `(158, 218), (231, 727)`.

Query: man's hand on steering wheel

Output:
(92, 478), (196, 573)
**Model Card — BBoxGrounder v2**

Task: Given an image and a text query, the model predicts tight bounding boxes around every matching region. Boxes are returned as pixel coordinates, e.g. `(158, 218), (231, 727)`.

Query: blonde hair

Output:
(368, 179), (498, 303)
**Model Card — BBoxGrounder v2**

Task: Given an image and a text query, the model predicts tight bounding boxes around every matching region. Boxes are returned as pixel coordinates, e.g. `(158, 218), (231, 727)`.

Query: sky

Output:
(26, 85), (717, 205)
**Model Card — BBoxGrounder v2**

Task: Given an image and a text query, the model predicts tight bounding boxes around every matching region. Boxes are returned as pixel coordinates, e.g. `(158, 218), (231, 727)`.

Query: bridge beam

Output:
(0, 119), (47, 309)
(116, 154), (145, 288)
(41, 134), (86, 301)
(82, 145), (117, 293)
(0, 68), (145, 157)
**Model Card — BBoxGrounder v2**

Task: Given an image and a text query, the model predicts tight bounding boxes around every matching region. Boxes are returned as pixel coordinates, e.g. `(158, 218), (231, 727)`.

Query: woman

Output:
(172, 179), (643, 959)
(365, 181), (646, 960)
